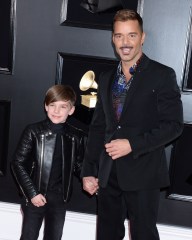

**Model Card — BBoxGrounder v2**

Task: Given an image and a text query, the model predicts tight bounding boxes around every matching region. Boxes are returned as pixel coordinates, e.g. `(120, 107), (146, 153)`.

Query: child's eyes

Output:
(49, 103), (69, 109)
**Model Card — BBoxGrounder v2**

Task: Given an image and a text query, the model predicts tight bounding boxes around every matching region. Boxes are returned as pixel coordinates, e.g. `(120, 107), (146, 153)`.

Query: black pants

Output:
(97, 163), (160, 240)
(20, 191), (66, 240)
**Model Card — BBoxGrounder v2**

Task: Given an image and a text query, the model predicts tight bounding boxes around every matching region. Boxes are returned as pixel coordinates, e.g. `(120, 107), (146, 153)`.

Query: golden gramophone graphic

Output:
(79, 70), (98, 108)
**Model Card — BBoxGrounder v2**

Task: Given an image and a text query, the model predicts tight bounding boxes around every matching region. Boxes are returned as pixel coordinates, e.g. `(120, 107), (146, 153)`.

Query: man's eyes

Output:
(115, 34), (122, 39)
(129, 34), (137, 38)
(115, 34), (137, 39)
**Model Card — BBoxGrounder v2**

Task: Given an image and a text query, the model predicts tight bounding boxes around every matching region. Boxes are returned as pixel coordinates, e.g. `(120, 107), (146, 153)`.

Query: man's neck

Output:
(121, 53), (143, 81)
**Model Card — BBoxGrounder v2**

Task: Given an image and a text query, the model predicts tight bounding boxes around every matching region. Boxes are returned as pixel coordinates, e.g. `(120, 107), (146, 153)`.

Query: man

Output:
(81, 9), (183, 240)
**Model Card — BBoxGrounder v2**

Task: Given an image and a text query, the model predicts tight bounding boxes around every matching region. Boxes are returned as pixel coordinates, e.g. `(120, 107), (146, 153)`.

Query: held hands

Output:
(83, 176), (99, 195)
(105, 139), (132, 160)
(82, 139), (131, 195)
(31, 194), (47, 207)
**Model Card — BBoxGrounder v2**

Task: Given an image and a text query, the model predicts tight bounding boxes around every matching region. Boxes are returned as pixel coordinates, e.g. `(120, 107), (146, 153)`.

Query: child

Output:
(11, 84), (83, 240)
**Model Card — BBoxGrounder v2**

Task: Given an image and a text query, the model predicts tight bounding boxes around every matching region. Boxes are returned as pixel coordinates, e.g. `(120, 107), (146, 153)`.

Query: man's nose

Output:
(122, 36), (129, 44)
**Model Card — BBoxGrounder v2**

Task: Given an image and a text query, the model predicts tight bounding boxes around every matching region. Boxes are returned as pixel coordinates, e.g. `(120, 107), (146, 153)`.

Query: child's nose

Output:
(54, 107), (59, 113)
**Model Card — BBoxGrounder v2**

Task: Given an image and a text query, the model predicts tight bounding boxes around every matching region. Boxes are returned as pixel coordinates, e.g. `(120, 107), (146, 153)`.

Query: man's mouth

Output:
(120, 46), (132, 54)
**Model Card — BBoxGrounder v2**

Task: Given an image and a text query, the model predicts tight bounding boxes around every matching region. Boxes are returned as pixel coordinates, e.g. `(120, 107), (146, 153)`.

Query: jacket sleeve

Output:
(81, 75), (106, 178)
(129, 68), (184, 159)
(11, 125), (39, 201)
(73, 133), (88, 179)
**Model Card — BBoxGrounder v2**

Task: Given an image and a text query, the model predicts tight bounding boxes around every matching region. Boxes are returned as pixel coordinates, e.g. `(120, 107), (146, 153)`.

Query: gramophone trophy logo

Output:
(79, 70), (98, 108)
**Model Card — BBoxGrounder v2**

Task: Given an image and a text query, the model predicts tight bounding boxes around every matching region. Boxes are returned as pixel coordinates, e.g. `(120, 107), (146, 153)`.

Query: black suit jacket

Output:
(82, 54), (183, 191)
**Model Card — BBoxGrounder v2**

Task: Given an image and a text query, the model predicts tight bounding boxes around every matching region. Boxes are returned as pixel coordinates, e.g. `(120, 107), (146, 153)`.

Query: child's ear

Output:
(69, 106), (75, 116)
(45, 104), (48, 112)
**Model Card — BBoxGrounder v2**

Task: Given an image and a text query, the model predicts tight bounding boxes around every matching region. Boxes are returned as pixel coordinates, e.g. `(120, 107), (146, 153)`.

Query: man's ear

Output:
(69, 106), (75, 116)
(141, 32), (145, 45)
(112, 33), (115, 45)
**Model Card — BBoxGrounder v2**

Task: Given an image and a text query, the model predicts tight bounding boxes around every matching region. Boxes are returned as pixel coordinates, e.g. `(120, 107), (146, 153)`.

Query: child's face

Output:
(45, 100), (75, 124)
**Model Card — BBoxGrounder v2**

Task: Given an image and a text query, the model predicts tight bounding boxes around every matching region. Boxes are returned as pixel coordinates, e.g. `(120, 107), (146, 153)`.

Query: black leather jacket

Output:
(11, 119), (85, 203)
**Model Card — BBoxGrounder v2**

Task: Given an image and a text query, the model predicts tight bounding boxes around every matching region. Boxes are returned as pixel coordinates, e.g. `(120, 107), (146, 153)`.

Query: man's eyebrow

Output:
(128, 32), (138, 35)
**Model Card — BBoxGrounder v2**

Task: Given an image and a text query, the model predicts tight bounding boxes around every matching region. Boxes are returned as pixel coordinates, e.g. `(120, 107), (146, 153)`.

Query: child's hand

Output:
(31, 194), (47, 207)
(83, 177), (99, 195)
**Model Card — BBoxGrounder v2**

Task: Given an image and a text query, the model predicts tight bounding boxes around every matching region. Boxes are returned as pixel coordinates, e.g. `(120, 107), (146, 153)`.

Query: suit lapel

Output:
(106, 68), (119, 124)
(119, 55), (149, 122)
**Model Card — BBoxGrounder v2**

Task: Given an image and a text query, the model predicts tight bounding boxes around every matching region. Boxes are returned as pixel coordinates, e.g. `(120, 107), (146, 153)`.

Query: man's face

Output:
(112, 20), (145, 65)
(45, 100), (75, 124)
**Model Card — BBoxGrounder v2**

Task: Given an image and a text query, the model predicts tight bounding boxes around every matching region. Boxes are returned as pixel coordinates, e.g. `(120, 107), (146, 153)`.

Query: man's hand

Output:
(105, 139), (132, 160)
(31, 194), (47, 207)
(83, 176), (99, 195)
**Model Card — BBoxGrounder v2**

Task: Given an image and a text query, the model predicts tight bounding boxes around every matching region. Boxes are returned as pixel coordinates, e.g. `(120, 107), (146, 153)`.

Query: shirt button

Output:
(117, 125), (121, 130)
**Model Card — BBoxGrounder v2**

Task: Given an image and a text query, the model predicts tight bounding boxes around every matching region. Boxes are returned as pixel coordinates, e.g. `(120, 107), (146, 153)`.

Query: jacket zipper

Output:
(11, 166), (29, 204)
(39, 134), (45, 191)
(30, 161), (35, 177)
(64, 136), (75, 202)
